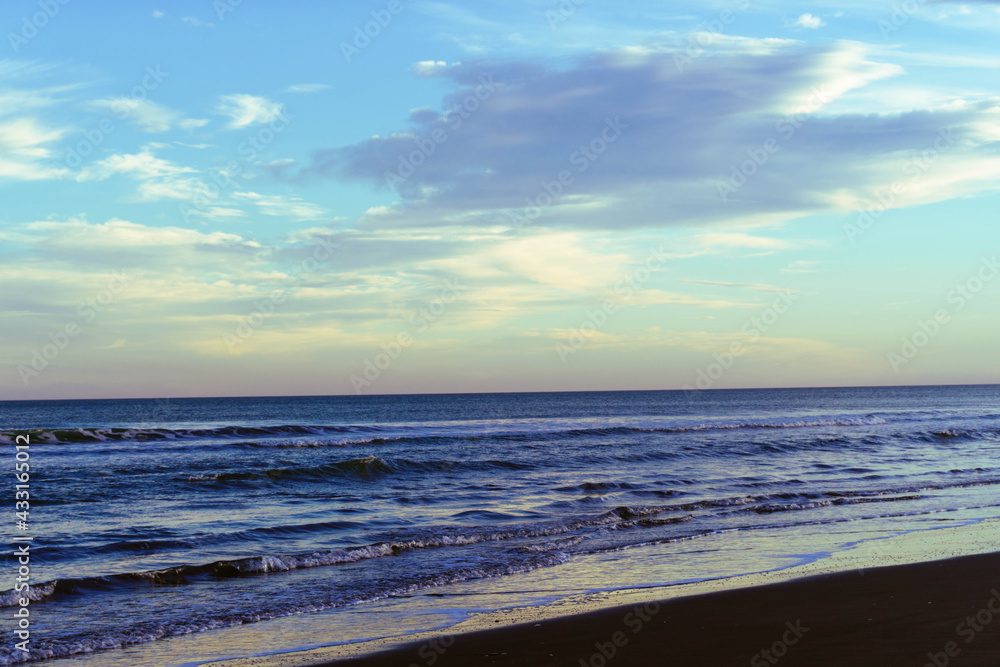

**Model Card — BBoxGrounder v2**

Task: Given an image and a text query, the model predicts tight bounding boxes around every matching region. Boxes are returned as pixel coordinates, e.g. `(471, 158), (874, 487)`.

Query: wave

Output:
(0, 537), (554, 610)
(57, 520), (364, 561)
(0, 502), (704, 608)
(0, 415), (892, 446)
(566, 415), (890, 435)
(557, 481), (641, 492)
(16, 484), (974, 607)
(4, 479), (995, 663)
(0, 551), (567, 665)
(746, 494), (924, 514)
(904, 426), (1000, 443)
(7, 495), (996, 666)
(11, 477), (980, 607)
(35, 466), (1000, 568)
(0, 424), (381, 445)
(175, 455), (533, 485)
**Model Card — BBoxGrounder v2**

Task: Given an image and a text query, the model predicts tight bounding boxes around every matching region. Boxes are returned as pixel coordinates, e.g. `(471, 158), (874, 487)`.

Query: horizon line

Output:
(2, 381), (998, 404)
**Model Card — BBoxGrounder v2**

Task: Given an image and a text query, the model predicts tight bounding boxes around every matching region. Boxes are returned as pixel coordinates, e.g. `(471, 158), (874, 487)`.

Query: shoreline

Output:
(203, 517), (1000, 666)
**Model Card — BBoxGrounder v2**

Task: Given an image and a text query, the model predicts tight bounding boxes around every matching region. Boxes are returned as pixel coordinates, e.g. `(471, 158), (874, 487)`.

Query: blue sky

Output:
(2, 0), (999, 399)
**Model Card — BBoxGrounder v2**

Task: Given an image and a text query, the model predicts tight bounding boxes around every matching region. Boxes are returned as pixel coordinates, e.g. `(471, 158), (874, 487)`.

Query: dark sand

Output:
(323, 552), (1000, 666)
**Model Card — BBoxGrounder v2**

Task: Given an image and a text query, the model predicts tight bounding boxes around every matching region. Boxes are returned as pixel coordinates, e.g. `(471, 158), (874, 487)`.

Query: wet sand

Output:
(319, 551), (1000, 666)
(201, 520), (1000, 667)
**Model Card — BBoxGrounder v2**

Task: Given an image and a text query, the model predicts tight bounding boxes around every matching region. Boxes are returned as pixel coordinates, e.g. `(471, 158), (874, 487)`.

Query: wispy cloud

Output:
(413, 60), (451, 77)
(0, 117), (69, 180)
(214, 94), (284, 129)
(179, 118), (210, 129)
(231, 192), (327, 220)
(696, 233), (797, 252)
(795, 13), (825, 29)
(78, 147), (195, 182)
(683, 280), (799, 293)
(76, 146), (214, 202)
(781, 260), (823, 274)
(181, 16), (214, 28)
(283, 83), (331, 94)
(88, 98), (183, 133)
(24, 217), (261, 251)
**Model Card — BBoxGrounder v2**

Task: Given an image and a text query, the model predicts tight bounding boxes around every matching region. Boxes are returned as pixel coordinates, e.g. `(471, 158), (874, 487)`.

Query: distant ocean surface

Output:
(3, 386), (1000, 665)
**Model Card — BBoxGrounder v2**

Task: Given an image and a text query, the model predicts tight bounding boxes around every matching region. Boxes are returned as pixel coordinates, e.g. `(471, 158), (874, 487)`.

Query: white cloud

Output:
(0, 67), (74, 179)
(0, 88), (62, 116)
(423, 232), (632, 291)
(682, 280), (799, 293)
(0, 117), (64, 157)
(695, 233), (795, 252)
(181, 16), (214, 28)
(88, 98), (177, 133)
(0, 118), (70, 180)
(135, 177), (214, 202)
(0, 160), (68, 181)
(76, 147), (214, 202)
(781, 260), (823, 274)
(231, 192), (327, 220)
(85, 98), (208, 133)
(413, 60), (451, 77)
(179, 118), (210, 129)
(608, 290), (759, 309)
(152, 10), (165, 18)
(78, 147), (195, 182)
(25, 218), (260, 250)
(795, 14), (825, 29)
(284, 83), (331, 94)
(214, 94), (284, 129)
(201, 207), (246, 219)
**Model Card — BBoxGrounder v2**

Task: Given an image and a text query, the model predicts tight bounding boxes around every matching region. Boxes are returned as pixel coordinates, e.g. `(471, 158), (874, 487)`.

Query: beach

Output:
(320, 552), (1000, 666)
(206, 518), (1000, 666)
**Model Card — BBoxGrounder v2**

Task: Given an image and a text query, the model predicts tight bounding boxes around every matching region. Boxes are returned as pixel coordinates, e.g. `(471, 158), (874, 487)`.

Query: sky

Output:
(2, 0), (999, 400)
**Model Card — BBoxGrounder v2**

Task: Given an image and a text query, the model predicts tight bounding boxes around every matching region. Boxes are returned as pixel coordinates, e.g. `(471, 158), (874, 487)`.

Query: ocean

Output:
(2, 385), (1000, 665)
